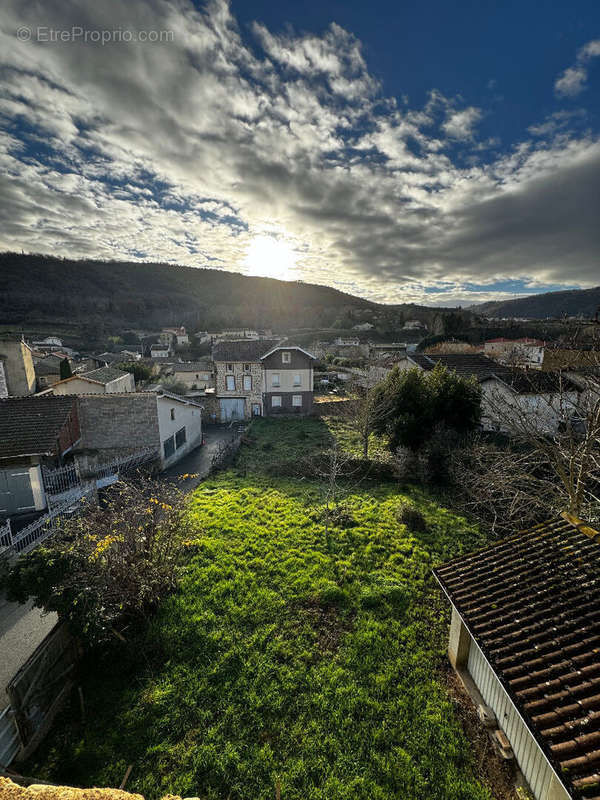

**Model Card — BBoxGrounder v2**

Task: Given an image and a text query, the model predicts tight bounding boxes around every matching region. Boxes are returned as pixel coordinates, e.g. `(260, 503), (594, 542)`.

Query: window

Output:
(293, 374), (301, 387)
(226, 363), (233, 372)
(292, 395), (302, 407)
(282, 351), (291, 363)
(272, 395), (282, 407)
(272, 373), (280, 387)
(226, 375), (235, 391)
(243, 375), (252, 391)
(175, 426), (186, 449)
(195, 374), (199, 379)
(163, 435), (175, 459)
(202, 374), (210, 381)
(243, 363), (251, 372)
(170, 408), (175, 420)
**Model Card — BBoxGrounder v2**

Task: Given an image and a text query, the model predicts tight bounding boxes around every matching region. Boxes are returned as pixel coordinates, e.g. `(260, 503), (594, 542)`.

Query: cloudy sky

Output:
(0, 0), (599, 306)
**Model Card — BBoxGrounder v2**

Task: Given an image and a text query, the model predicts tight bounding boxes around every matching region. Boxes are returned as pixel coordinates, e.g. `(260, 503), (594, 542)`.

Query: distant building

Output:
(34, 360), (62, 391)
(352, 322), (374, 331)
(0, 337), (36, 397)
(484, 337), (545, 369)
(161, 326), (189, 346)
(169, 362), (214, 392)
(31, 336), (63, 351)
(402, 320), (426, 331)
(150, 343), (173, 358)
(46, 366), (135, 395)
(334, 337), (360, 346)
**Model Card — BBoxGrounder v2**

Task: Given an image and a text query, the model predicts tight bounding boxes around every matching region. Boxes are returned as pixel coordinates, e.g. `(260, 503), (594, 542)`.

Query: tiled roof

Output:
(434, 515), (600, 798)
(0, 396), (77, 458)
(212, 339), (281, 362)
(94, 352), (123, 364)
(80, 366), (130, 384)
(171, 362), (213, 372)
(409, 353), (512, 378)
(493, 371), (580, 394)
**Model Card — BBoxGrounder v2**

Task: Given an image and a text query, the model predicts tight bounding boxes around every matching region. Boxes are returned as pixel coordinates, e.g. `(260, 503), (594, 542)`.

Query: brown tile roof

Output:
(0, 396), (78, 458)
(434, 515), (600, 798)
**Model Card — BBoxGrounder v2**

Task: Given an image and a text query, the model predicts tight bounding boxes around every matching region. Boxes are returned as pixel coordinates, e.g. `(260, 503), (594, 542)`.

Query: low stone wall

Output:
(0, 778), (197, 800)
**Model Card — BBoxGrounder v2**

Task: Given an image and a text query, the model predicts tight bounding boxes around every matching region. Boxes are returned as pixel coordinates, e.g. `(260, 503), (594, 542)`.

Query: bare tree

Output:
(452, 366), (600, 534)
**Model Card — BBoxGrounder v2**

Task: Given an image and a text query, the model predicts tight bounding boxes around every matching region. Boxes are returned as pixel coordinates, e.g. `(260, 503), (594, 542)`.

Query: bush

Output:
(1, 480), (195, 646)
(397, 502), (427, 532)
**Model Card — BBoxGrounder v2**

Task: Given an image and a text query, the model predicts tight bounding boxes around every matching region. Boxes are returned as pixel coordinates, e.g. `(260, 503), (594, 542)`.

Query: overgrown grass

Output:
(26, 421), (491, 800)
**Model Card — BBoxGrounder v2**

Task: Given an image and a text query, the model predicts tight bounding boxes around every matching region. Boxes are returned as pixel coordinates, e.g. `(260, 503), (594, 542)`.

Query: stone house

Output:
(0, 396), (80, 518)
(434, 514), (599, 800)
(0, 337), (36, 398)
(48, 367), (135, 395)
(169, 362), (214, 392)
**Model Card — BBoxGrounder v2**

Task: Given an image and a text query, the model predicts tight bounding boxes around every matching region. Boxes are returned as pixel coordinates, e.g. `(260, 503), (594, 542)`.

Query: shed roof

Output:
(0, 396), (77, 458)
(434, 515), (600, 798)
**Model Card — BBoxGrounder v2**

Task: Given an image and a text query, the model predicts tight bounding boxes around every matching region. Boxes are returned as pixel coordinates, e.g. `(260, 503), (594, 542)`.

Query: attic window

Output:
(282, 352), (291, 364)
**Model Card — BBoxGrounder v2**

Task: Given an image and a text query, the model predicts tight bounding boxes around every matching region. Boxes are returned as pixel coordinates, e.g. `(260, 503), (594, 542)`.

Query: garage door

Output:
(219, 398), (245, 421)
(0, 469), (36, 515)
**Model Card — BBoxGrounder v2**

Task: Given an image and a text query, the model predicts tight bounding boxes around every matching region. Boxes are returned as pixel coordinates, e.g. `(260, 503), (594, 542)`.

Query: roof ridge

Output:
(560, 511), (600, 542)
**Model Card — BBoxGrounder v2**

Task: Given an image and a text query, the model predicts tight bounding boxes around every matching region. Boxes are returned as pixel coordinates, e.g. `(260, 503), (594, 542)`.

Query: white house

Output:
(484, 338), (545, 369)
(156, 392), (203, 467)
(434, 514), (598, 800)
(161, 327), (190, 346)
(150, 343), (173, 358)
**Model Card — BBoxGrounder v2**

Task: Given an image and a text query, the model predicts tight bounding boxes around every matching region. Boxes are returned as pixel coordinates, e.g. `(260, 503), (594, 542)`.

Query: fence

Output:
(6, 623), (78, 763)
(0, 448), (159, 559)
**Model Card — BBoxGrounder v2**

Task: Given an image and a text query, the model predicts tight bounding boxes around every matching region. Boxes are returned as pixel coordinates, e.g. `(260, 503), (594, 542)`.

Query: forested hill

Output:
(0, 252), (379, 332)
(473, 286), (600, 320)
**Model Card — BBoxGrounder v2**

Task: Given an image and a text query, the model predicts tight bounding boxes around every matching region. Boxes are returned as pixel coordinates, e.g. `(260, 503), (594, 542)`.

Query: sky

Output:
(0, 0), (599, 307)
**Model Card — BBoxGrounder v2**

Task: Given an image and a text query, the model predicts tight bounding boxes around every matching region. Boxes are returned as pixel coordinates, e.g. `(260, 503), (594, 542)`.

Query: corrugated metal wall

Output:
(467, 638), (561, 800)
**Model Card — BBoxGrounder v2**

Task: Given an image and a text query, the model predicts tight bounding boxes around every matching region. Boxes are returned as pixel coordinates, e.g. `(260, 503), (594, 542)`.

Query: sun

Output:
(242, 235), (298, 280)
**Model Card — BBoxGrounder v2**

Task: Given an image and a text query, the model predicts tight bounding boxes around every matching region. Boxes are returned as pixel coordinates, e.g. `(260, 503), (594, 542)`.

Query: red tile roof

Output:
(434, 515), (600, 798)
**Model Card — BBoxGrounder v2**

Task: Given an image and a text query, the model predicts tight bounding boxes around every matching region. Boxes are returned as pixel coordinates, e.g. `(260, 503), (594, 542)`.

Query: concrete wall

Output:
(171, 368), (214, 391)
(157, 396), (202, 468)
(76, 394), (161, 453)
(264, 390), (313, 416)
(0, 339), (36, 396)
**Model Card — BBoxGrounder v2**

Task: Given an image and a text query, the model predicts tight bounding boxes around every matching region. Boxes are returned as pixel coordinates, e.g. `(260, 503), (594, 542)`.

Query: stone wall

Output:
(214, 361), (263, 419)
(76, 394), (160, 454)
(0, 339), (36, 396)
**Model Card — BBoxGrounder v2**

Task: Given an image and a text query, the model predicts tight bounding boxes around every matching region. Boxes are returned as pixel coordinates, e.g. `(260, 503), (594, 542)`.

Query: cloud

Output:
(555, 38), (600, 97)
(0, 0), (598, 306)
(442, 107), (482, 140)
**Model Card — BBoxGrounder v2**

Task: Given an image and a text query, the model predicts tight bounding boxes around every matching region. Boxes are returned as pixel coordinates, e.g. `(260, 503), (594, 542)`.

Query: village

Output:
(1, 313), (599, 800)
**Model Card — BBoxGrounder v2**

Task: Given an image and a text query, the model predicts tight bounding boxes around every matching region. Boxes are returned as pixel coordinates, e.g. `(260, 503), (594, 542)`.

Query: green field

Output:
(27, 419), (491, 800)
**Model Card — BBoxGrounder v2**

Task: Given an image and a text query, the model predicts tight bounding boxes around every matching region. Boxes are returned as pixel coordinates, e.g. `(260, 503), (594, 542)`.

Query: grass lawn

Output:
(26, 419), (491, 800)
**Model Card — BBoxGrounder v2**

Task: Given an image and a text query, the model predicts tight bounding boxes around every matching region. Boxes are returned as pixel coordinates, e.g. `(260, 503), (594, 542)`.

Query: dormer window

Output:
(282, 352), (291, 364)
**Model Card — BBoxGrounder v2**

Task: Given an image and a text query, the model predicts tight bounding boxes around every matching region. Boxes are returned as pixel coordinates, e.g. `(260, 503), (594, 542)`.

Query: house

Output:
(47, 367), (135, 395)
(194, 330), (211, 344)
(0, 337), (36, 397)
(261, 344), (315, 416)
(169, 362), (214, 392)
(434, 514), (600, 800)
(34, 360), (62, 391)
(0, 396), (80, 517)
(119, 347), (142, 361)
(160, 326), (189, 346)
(213, 339), (279, 420)
(479, 371), (580, 434)
(150, 343), (173, 358)
(352, 322), (374, 331)
(75, 391), (202, 469)
(30, 336), (63, 351)
(402, 319), (426, 331)
(484, 338), (545, 369)
(89, 352), (124, 368)
(542, 345), (600, 372)
(212, 339), (315, 420)
(393, 352), (508, 380)
(334, 337), (360, 347)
